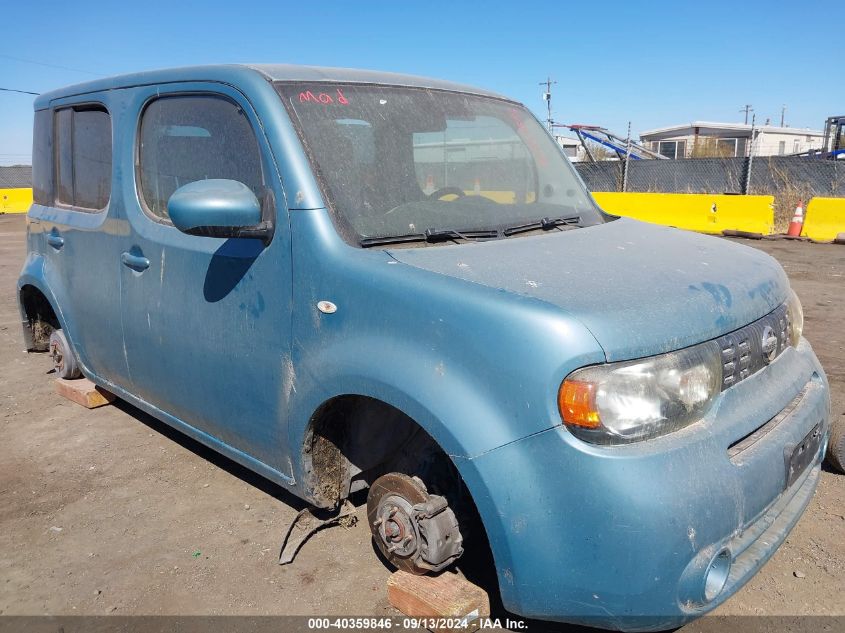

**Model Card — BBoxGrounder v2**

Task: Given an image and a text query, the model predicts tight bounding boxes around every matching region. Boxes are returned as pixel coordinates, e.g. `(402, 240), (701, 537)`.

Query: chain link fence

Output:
(575, 156), (845, 229)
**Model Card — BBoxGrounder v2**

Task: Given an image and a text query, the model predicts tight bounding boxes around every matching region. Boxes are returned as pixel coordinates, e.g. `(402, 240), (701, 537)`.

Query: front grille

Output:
(717, 304), (790, 392)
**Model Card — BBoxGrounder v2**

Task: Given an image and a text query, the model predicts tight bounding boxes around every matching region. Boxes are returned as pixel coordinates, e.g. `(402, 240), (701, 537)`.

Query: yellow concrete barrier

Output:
(592, 192), (775, 236)
(802, 197), (845, 242)
(0, 188), (33, 214)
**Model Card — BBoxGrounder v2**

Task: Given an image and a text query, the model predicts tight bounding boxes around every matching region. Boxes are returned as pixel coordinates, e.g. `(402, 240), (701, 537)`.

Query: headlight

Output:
(558, 341), (722, 445)
(786, 289), (803, 347)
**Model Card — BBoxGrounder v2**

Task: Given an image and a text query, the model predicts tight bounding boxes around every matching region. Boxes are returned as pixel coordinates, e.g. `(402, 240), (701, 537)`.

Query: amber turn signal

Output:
(558, 379), (601, 428)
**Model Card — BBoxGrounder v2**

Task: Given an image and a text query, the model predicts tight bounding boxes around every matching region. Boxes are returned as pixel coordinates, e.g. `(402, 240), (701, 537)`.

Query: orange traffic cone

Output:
(787, 201), (804, 237)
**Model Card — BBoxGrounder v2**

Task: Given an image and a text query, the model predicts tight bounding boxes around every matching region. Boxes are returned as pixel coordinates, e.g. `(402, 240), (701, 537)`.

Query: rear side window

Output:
(32, 110), (53, 205)
(54, 106), (112, 211)
(138, 95), (264, 220)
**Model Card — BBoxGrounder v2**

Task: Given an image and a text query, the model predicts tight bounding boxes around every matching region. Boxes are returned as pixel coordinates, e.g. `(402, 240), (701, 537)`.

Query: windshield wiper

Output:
(360, 227), (499, 248)
(502, 215), (582, 236)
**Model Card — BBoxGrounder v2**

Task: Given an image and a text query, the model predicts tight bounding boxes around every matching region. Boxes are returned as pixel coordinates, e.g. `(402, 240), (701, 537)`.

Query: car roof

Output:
(34, 64), (509, 109)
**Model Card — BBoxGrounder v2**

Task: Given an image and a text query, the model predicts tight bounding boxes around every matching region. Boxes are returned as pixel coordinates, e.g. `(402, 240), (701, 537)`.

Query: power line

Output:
(0, 87), (40, 96)
(0, 53), (103, 77)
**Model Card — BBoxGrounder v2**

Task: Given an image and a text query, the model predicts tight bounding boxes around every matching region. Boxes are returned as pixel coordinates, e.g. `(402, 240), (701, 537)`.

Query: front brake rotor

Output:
(367, 473), (428, 573)
(367, 472), (463, 575)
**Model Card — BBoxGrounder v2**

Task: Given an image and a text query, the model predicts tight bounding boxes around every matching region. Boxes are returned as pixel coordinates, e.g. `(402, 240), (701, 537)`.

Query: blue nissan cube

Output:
(17, 65), (831, 630)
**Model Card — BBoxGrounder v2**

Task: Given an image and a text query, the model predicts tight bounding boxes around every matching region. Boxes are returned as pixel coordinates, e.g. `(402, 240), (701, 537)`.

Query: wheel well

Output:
(302, 395), (466, 511)
(19, 285), (60, 351)
(302, 395), (494, 580)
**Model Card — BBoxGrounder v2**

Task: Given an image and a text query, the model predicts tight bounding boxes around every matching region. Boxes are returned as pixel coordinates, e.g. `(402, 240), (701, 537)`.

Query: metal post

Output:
(744, 114), (756, 195)
(622, 121), (632, 192)
(574, 129), (596, 163)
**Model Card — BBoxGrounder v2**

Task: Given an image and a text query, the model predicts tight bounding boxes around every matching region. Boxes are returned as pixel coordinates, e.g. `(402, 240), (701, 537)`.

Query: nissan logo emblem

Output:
(761, 325), (778, 364)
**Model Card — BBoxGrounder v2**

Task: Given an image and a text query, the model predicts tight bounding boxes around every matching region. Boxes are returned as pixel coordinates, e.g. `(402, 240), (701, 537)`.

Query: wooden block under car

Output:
(387, 570), (490, 632)
(54, 378), (115, 409)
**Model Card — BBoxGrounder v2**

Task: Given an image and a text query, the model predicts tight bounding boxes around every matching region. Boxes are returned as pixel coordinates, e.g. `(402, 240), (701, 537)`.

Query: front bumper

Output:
(456, 340), (830, 631)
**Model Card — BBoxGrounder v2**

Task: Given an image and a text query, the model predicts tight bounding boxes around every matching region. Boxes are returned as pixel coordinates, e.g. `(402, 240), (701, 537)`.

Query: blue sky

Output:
(1, 0), (841, 165)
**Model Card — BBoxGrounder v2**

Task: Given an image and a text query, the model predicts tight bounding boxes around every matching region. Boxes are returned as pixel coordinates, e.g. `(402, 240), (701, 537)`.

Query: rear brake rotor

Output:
(367, 473), (429, 574)
(49, 339), (64, 374)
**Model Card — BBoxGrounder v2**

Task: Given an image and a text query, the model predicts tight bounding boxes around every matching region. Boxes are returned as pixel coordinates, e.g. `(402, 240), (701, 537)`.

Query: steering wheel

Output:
(427, 186), (466, 200)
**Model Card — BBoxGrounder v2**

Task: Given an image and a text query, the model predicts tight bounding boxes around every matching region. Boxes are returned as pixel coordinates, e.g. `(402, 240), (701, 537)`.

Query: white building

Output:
(639, 121), (824, 159)
(555, 135), (588, 162)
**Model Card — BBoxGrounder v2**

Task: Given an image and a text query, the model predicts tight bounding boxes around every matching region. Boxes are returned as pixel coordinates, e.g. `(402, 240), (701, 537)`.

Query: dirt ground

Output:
(1, 213), (842, 629)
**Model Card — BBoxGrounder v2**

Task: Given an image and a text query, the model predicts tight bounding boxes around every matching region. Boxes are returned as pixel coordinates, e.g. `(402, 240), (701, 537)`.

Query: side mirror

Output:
(167, 179), (272, 242)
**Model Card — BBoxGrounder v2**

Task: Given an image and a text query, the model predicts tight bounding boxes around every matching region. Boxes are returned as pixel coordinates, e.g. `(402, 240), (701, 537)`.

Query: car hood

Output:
(387, 218), (790, 361)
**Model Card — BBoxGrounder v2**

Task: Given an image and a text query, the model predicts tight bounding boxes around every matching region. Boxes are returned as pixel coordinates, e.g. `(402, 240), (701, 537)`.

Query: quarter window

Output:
(32, 110), (53, 206)
(54, 106), (112, 211)
(138, 95), (264, 220)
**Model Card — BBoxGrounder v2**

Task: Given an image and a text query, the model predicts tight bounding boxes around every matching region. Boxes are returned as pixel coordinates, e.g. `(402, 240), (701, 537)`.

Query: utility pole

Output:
(740, 104), (753, 125)
(780, 104), (787, 127)
(540, 77), (557, 132)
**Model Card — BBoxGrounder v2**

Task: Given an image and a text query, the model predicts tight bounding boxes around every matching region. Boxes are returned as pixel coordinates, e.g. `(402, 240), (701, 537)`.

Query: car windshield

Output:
(276, 82), (605, 243)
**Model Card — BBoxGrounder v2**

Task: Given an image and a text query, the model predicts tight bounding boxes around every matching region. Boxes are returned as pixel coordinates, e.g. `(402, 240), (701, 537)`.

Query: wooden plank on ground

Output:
(387, 570), (489, 632)
(55, 378), (114, 409)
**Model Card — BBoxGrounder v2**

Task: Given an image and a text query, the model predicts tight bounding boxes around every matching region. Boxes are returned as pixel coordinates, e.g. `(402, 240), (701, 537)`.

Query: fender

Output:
(288, 331), (539, 465)
(286, 209), (607, 498)
(286, 343), (539, 597)
(16, 252), (79, 358)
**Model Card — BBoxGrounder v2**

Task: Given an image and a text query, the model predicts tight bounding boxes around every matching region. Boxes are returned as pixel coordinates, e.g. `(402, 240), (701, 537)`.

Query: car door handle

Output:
(121, 252), (150, 272)
(47, 234), (64, 249)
